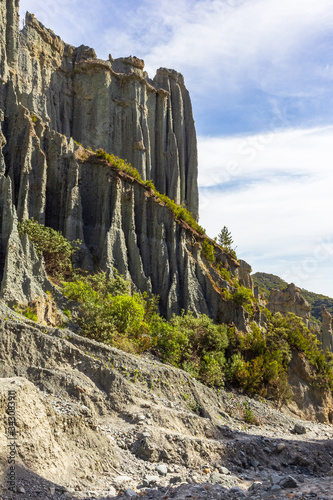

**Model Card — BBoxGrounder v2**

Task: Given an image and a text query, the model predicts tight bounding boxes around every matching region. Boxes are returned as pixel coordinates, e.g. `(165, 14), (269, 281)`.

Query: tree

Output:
(216, 226), (237, 259)
(217, 226), (233, 248)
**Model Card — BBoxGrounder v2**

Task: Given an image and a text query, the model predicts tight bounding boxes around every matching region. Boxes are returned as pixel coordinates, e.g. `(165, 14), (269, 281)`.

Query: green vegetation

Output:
(30, 112), (38, 124)
(14, 304), (37, 322)
(94, 148), (205, 235)
(201, 238), (216, 264)
(252, 272), (288, 298)
(215, 264), (232, 283)
(252, 272), (333, 321)
(216, 226), (237, 259)
(62, 270), (229, 386)
(242, 402), (258, 425)
(18, 219), (80, 280)
(151, 311), (229, 387)
(61, 267), (333, 402)
(96, 148), (143, 182)
(226, 313), (333, 403)
(62, 270), (154, 354)
(232, 286), (255, 306)
(63, 309), (72, 319)
(300, 290), (333, 321)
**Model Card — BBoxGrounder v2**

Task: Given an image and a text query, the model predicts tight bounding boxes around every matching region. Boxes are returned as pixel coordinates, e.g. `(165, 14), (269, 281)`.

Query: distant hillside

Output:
(252, 272), (287, 298)
(252, 272), (333, 321)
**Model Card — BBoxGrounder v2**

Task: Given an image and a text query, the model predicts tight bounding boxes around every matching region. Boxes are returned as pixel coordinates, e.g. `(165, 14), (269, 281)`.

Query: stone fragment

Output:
(155, 464), (168, 476)
(229, 486), (246, 497)
(209, 471), (223, 483)
(249, 481), (263, 492)
(143, 475), (159, 486)
(125, 489), (137, 498)
(219, 466), (230, 475)
(276, 443), (286, 452)
(114, 475), (132, 484)
(294, 423), (307, 434)
(280, 475), (298, 489)
(269, 473), (281, 485)
(170, 476), (182, 484)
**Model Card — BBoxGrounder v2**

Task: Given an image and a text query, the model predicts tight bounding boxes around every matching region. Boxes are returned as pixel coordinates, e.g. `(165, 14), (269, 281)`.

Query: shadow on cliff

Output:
(216, 425), (333, 477)
(0, 463), (80, 499)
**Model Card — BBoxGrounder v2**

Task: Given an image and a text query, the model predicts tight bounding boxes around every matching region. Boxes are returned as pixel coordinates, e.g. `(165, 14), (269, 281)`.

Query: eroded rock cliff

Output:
(0, 0), (253, 329)
(267, 283), (311, 326)
(14, 12), (198, 218)
(321, 306), (333, 352)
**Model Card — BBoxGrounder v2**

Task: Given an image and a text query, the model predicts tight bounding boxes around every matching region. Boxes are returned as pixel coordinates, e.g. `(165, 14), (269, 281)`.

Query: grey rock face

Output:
(321, 306), (333, 352)
(237, 259), (253, 290)
(268, 283), (311, 325)
(0, 0), (250, 330)
(0, 113), (245, 323)
(0, 173), (43, 305)
(13, 12), (198, 218)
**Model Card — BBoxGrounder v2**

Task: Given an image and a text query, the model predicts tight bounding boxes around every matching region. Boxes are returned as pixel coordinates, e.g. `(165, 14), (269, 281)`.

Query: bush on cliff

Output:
(200, 238), (216, 264)
(18, 218), (80, 280)
(151, 312), (229, 387)
(62, 270), (229, 386)
(62, 270), (154, 353)
(226, 313), (333, 402)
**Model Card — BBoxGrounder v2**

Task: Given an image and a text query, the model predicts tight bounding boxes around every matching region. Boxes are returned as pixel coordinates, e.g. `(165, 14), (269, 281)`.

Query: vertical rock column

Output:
(1, 0), (20, 107)
(153, 68), (198, 219)
(5, 0), (19, 67)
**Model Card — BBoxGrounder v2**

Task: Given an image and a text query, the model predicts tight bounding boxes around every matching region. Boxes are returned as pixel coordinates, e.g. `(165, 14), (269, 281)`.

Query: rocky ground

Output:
(0, 307), (332, 500)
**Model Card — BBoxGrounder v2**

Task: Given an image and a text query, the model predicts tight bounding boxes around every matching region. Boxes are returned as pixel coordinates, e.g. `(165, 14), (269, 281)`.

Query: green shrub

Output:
(226, 314), (333, 402)
(201, 238), (216, 264)
(18, 219), (80, 280)
(63, 309), (72, 319)
(232, 286), (254, 306)
(152, 312), (229, 387)
(242, 402), (258, 425)
(14, 304), (37, 322)
(216, 263), (232, 283)
(62, 271), (155, 353)
(221, 288), (233, 301)
(96, 148), (143, 182)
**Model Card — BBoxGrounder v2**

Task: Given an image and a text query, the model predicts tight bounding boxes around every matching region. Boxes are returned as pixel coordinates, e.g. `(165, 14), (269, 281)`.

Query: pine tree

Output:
(217, 226), (233, 248)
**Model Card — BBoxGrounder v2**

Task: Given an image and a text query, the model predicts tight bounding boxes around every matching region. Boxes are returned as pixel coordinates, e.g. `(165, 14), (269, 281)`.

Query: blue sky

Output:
(20, 0), (333, 297)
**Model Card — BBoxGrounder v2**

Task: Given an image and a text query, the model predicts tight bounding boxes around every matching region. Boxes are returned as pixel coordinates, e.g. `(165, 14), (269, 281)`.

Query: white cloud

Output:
(198, 126), (333, 296)
(20, 0), (333, 92)
(141, 0), (333, 93)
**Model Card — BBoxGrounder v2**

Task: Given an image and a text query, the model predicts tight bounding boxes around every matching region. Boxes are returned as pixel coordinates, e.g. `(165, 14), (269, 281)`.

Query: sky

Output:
(19, 0), (333, 297)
